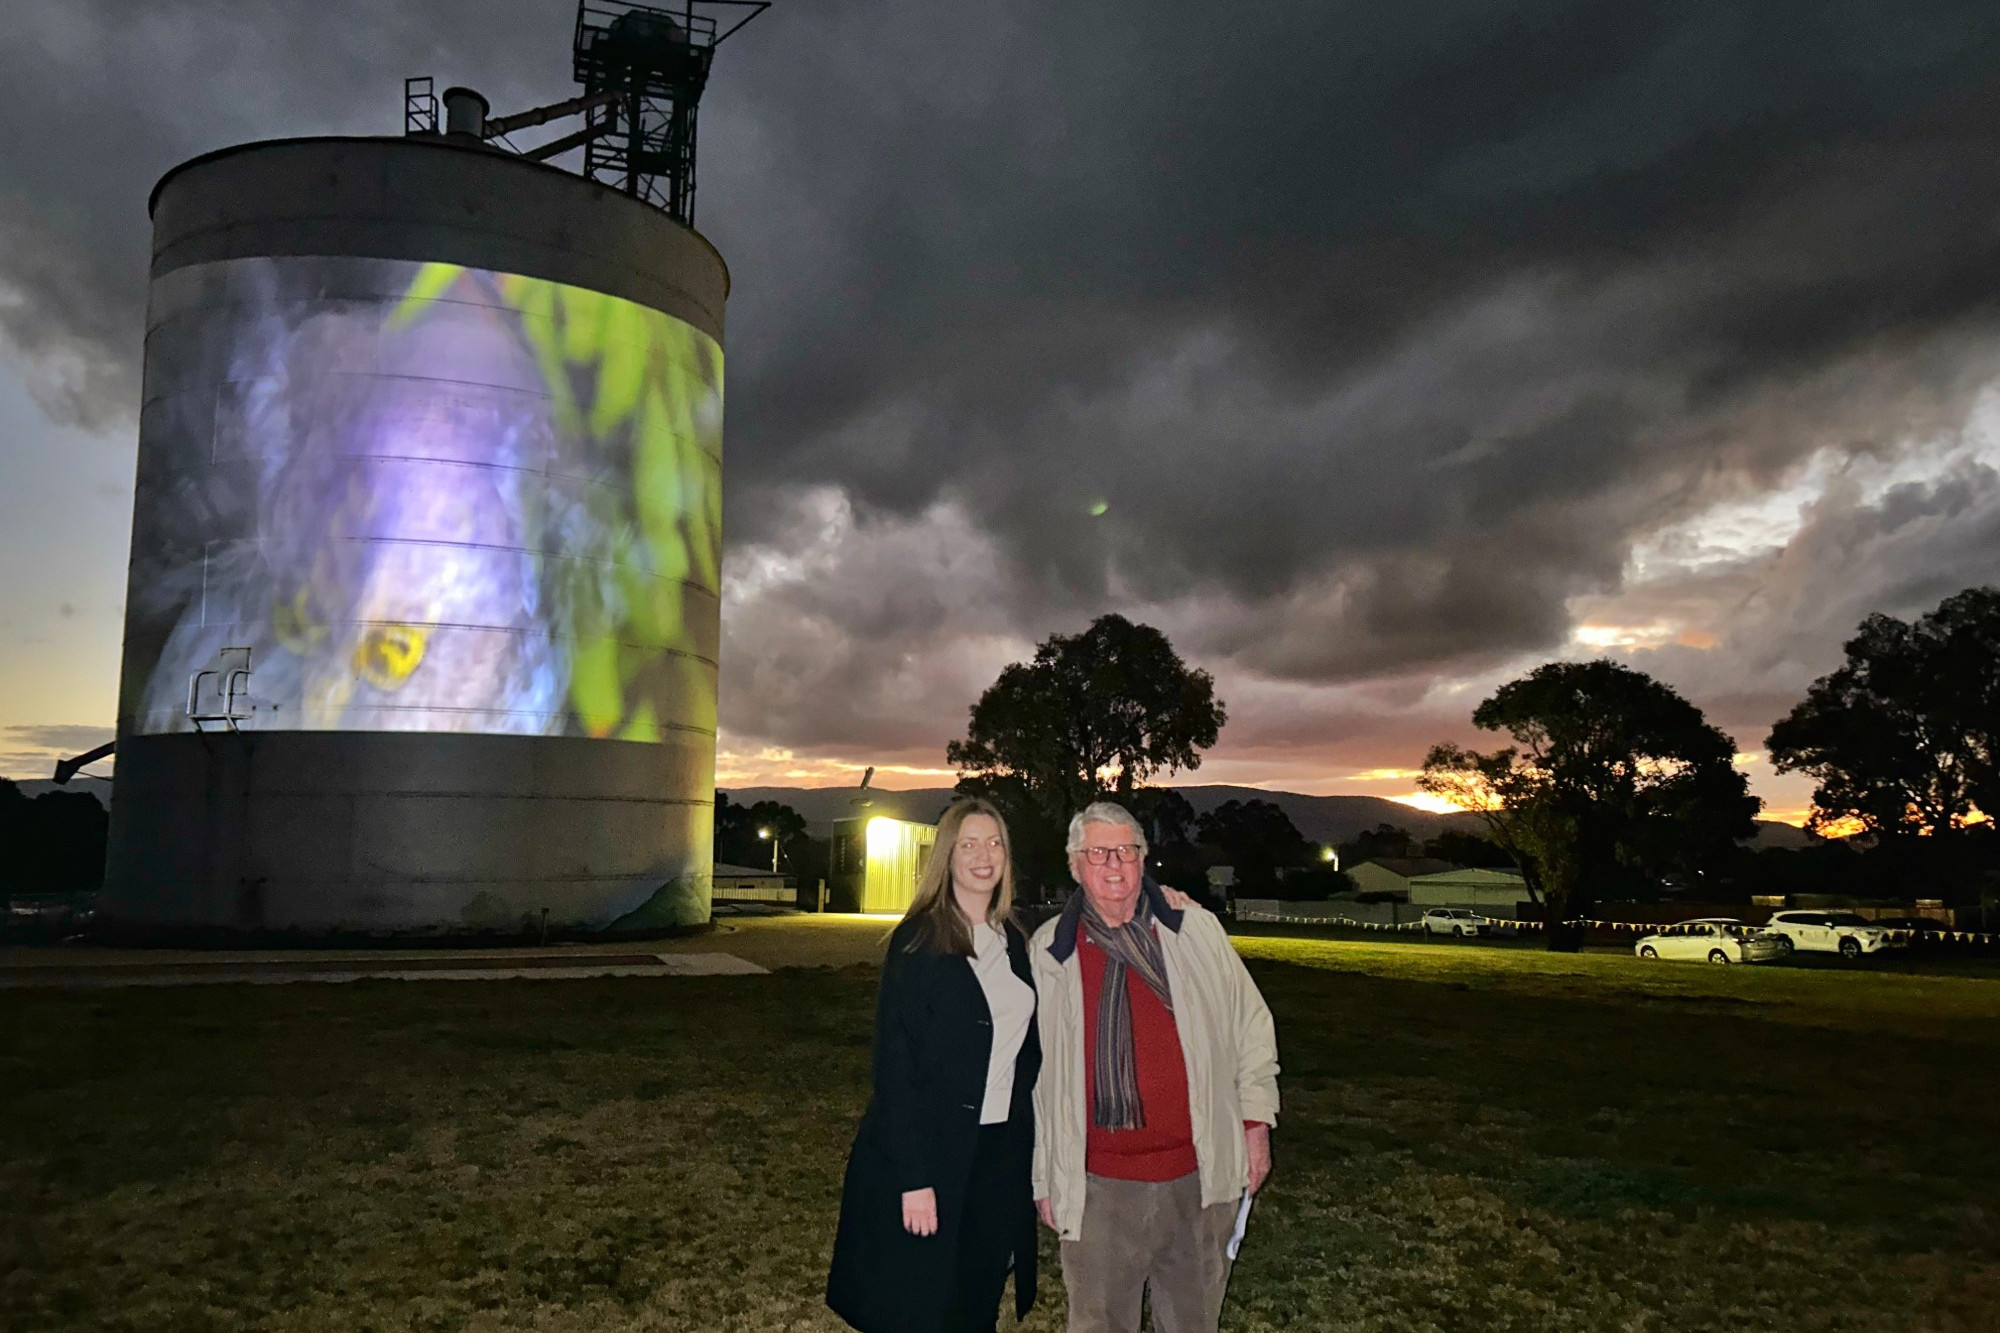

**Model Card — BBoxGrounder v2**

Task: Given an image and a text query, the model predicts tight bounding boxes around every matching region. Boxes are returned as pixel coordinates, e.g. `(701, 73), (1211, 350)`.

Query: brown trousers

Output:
(1059, 1172), (1236, 1333)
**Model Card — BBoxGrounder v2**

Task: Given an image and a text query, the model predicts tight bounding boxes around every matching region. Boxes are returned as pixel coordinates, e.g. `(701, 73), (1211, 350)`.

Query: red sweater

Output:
(1079, 926), (1198, 1181)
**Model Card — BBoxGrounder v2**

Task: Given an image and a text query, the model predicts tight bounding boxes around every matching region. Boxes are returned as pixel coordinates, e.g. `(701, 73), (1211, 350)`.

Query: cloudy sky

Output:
(5, 0), (2000, 820)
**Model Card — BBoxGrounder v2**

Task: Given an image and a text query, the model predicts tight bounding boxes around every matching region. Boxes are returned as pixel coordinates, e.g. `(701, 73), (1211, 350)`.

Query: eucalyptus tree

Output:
(1422, 660), (1758, 950)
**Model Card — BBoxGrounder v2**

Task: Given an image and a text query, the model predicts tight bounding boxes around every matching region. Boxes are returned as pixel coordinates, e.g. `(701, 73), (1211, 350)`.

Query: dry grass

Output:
(3, 929), (1996, 1331)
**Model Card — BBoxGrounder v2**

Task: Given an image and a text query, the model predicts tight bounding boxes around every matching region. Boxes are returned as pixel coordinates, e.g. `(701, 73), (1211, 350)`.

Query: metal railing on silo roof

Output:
(570, 0), (769, 224)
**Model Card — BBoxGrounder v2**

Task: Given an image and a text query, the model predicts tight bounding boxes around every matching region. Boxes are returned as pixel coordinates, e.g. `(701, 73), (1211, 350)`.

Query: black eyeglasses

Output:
(1080, 844), (1142, 865)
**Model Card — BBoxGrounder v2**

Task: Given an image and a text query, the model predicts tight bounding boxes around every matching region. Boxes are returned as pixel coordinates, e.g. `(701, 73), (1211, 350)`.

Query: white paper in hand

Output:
(1225, 1191), (1253, 1260)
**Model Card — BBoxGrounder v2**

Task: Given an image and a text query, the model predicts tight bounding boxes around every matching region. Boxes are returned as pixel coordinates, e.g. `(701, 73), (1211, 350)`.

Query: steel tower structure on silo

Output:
(101, 2), (767, 938)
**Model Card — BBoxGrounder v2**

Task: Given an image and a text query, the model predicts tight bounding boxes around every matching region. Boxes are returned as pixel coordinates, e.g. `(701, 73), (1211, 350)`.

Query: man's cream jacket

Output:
(1029, 884), (1281, 1240)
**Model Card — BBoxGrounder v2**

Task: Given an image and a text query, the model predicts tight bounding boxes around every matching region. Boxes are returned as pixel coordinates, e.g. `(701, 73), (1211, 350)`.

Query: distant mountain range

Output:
(722, 783), (1812, 850)
(724, 783), (1484, 843)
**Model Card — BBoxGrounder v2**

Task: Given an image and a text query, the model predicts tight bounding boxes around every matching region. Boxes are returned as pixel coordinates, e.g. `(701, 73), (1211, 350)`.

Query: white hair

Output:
(1066, 801), (1149, 858)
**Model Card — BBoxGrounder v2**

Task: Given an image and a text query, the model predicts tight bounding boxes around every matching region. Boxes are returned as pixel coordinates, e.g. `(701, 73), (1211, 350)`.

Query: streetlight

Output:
(1320, 845), (1339, 871)
(757, 827), (778, 872)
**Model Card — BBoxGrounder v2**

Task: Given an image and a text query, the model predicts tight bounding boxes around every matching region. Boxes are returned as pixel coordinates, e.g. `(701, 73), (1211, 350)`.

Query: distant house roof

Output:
(1408, 867), (1526, 888)
(713, 863), (789, 880)
(1356, 858), (1458, 880)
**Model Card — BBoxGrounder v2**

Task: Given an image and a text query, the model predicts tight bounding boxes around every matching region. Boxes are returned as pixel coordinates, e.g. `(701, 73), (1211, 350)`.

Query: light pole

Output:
(758, 827), (778, 872)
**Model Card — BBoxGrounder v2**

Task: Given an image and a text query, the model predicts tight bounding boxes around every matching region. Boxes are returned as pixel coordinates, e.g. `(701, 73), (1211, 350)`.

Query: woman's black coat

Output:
(826, 915), (1042, 1333)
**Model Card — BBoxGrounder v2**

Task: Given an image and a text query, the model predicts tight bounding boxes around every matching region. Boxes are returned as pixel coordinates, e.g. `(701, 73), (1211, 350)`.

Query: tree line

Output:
(943, 589), (1997, 950)
(0, 780), (109, 901)
(1427, 587), (1998, 948)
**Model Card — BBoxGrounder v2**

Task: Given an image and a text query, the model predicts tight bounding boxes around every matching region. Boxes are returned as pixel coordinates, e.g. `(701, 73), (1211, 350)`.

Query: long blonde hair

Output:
(902, 798), (1016, 955)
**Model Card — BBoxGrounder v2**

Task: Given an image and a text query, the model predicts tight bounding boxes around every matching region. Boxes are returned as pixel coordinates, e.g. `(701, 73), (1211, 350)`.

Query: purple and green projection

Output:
(125, 256), (723, 740)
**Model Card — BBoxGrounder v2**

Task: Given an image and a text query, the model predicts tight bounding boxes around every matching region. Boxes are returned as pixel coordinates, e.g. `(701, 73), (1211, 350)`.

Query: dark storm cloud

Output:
(6, 0), (2000, 767)
(1590, 446), (2000, 742)
(715, 489), (1036, 753)
(702, 0), (2000, 697)
(0, 1), (571, 426)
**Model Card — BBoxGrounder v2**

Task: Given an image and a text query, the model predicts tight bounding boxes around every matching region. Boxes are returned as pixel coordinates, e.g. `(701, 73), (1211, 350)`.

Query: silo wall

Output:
(102, 135), (727, 935)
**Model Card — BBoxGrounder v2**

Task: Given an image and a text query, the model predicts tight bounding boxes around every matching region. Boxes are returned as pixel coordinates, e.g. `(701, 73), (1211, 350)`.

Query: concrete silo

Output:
(102, 2), (762, 936)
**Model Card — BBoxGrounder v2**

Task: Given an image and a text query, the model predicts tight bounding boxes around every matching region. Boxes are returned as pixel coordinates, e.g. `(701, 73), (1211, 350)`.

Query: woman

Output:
(827, 799), (1042, 1333)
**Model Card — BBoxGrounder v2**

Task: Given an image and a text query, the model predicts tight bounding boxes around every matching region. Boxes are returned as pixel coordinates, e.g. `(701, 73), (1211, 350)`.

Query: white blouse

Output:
(969, 921), (1036, 1124)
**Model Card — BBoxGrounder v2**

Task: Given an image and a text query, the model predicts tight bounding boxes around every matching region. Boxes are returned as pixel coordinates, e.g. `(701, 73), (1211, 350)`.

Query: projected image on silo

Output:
(125, 256), (722, 739)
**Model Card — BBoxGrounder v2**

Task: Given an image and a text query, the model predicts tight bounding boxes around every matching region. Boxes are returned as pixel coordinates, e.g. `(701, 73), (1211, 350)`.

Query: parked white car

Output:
(1421, 908), (1489, 937)
(1762, 910), (1898, 958)
(1634, 918), (1785, 965)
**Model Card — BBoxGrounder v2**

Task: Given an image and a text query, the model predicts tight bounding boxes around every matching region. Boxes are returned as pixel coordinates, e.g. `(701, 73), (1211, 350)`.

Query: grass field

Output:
(4, 925), (1998, 1331)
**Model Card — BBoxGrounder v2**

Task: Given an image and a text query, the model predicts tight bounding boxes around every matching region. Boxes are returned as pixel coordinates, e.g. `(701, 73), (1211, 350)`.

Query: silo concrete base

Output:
(102, 732), (714, 937)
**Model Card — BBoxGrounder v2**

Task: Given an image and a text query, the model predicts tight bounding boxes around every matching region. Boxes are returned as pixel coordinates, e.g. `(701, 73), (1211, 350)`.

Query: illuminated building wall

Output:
(828, 816), (938, 914)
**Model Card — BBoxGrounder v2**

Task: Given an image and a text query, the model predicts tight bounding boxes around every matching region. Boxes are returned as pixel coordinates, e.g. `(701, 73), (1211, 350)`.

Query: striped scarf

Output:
(1080, 891), (1174, 1131)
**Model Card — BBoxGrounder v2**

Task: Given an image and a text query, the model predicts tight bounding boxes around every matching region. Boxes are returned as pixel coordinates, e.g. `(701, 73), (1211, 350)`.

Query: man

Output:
(1031, 800), (1280, 1333)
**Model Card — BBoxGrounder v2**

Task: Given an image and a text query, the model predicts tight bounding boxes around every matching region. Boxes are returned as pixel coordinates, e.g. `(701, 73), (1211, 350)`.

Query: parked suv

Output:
(1762, 910), (1897, 959)
(1421, 908), (1488, 938)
